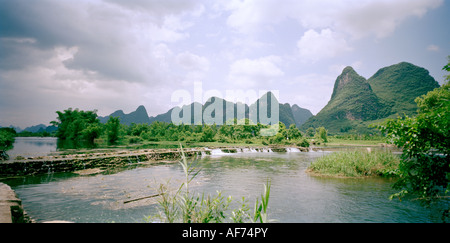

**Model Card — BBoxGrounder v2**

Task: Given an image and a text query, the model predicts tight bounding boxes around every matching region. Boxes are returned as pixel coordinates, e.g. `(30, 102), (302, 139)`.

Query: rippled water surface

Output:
(2, 147), (443, 223)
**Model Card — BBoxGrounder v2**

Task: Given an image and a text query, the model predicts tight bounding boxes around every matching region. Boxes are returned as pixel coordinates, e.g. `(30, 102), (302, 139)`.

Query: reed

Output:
(307, 150), (400, 178)
(148, 144), (272, 223)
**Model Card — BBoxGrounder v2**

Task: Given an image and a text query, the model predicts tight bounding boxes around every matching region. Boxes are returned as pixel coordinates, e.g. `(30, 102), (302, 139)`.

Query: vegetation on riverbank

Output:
(307, 150), (400, 178)
(0, 128), (16, 160)
(378, 60), (449, 212)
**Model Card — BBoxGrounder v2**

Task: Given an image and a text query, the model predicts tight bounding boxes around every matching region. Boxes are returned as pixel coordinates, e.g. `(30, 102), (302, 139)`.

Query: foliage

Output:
(305, 127), (315, 137)
(0, 127), (16, 150)
(148, 145), (272, 223)
(200, 125), (215, 142)
(105, 116), (121, 144)
(51, 108), (102, 142)
(287, 124), (302, 140)
(315, 127), (328, 143)
(49, 108), (313, 148)
(308, 150), (400, 178)
(81, 123), (102, 142)
(0, 127), (16, 160)
(378, 59), (449, 216)
(253, 179), (271, 223)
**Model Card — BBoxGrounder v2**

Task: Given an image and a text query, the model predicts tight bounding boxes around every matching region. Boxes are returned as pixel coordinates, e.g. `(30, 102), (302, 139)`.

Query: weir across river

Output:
(0, 146), (307, 178)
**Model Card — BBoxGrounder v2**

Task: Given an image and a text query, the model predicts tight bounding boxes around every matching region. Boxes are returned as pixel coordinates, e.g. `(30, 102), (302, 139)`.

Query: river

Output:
(0, 137), (443, 222)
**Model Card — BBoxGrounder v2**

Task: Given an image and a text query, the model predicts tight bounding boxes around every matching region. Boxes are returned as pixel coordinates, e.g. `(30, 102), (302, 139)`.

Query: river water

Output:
(1, 138), (443, 222)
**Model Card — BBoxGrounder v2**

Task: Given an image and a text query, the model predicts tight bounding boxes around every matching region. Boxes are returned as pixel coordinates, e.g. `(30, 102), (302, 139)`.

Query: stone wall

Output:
(0, 182), (31, 223)
(0, 149), (203, 178)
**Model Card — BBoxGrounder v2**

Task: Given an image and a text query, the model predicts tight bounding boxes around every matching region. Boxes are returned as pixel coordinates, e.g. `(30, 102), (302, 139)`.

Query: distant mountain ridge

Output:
(301, 62), (440, 134)
(99, 105), (150, 125)
(8, 61), (439, 135)
(100, 92), (313, 128)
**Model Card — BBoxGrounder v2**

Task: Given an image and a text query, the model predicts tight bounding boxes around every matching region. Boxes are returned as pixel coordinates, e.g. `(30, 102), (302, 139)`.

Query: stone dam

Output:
(0, 146), (308, 178)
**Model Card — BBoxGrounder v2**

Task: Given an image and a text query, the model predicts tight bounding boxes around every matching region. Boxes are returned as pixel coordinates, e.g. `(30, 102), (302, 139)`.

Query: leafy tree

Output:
(378, 60), (449, 218)
(0, 128), (16, 160)
(51, 108), (101, 141)
(287, 124), (302, 140)
(305, 127), (315, 137)
(315, 127), (328, 143)
(82, 123), (103, 142)
(129, 123), (150, 137)
(200, 125), (215, 142)
(106, 116), (121, 144)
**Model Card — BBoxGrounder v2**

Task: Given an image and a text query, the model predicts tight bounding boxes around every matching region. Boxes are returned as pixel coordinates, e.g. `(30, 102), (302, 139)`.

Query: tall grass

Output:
(307, 150), (400, 178)
(147, 144), (272, 223)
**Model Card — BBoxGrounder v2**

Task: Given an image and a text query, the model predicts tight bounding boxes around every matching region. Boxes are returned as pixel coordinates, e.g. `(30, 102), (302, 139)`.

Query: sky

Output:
(1, 0), (449, 128)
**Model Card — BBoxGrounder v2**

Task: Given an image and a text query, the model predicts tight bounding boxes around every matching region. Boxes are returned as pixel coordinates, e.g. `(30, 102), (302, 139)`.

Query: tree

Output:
(315, 127), (328, 143)
(0, 128), (16, 160)
(200, 125), (215, 142)
(378, 60), (449, 219)
(106, 116), (121, 144)
(305, 127), (315, 137)
(51, 108), (101, 141)
(82, 123), (103, 142)
(287, 124), (302, 140)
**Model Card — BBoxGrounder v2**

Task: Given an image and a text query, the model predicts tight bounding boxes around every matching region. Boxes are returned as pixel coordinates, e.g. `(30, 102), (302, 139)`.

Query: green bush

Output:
(128, 136), (143, 144)
(296, 138), (310, 148)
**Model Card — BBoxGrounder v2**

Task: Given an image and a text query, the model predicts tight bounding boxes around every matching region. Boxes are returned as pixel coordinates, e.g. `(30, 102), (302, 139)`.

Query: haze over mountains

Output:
(5, 61), (440, 135)
(99, 92), (313, 129)
(98, 61), (439, 135)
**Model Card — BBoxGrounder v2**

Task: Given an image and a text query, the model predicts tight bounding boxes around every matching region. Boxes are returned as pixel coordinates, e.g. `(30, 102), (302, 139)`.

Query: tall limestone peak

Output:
(301, 66), (386, 133)
(135, 105), (147, 114)
(368, 62), (440, 116)
(331, 66), (370, 100)
(99, 105), (150, 125)
(291, 104), (313, 128)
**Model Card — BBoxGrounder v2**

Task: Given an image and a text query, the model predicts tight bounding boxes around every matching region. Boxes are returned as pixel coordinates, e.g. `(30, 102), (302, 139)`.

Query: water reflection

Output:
(56, 139), (97, 150)
(6, 137), (57, 159)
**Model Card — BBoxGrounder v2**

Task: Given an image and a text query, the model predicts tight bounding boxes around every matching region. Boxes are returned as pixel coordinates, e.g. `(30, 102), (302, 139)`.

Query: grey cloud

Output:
(0, 0), (201, 83)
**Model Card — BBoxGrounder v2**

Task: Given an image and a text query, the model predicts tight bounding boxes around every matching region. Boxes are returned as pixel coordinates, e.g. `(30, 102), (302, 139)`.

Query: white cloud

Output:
(220, 0), (443, 39)
(426, 44), (440, 52)
(0, 0), (446, 128)
(297, 29), (352, 63)
(176, 52), (210, 72)
(227, 56), (284, 89)
(335, 0), (444, 39)
(222, 0), (288, 34)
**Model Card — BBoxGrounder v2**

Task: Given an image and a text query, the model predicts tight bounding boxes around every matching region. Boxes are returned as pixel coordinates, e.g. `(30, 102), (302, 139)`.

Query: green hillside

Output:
(291, 104), (313, 128)
(301, 62), (440, 135)
(301, 66), (386, 134)
(369, 62), (440, 116)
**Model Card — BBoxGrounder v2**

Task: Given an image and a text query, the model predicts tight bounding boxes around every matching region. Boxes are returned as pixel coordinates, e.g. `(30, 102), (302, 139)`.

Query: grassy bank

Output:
(325, 138), (386, 146)
(307, 150), (400, 178)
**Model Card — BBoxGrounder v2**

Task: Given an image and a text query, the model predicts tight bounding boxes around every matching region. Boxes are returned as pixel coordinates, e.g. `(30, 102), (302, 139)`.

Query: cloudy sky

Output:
(1, 0), (449, 128)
